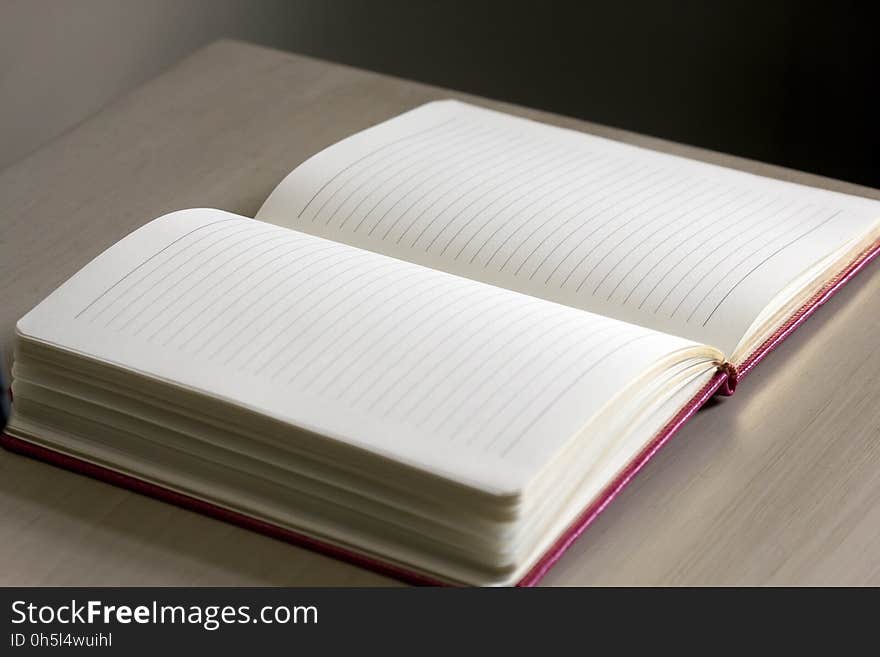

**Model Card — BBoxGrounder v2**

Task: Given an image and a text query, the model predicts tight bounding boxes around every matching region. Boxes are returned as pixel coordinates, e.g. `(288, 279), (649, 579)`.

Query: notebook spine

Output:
(717, 362), (738, 396)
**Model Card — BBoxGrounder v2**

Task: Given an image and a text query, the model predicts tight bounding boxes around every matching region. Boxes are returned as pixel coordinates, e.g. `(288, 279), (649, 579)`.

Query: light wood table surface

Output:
(2, 40), (878, 586)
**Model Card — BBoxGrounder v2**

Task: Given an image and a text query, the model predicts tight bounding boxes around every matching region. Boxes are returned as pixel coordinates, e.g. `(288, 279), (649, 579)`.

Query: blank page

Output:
(16, 208), (709, 495)
(257, 100), (880, 356)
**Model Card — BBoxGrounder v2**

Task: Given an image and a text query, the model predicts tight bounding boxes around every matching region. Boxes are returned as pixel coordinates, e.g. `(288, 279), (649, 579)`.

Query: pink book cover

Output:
(3, 239), (879, 587)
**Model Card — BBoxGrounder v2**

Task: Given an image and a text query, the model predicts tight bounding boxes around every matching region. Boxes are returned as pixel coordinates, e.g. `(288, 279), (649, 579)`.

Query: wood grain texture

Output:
(1, 40), (878, 586)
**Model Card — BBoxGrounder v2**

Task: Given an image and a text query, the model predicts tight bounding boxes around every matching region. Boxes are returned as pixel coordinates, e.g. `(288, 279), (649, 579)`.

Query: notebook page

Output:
(257, 100), (880, 356)
(16, 209), (713, 495)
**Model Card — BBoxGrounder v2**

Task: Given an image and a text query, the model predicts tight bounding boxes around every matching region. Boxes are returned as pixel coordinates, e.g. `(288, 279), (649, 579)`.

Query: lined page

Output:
(17, 209), (713, 494)
(257, 100), (880, 356)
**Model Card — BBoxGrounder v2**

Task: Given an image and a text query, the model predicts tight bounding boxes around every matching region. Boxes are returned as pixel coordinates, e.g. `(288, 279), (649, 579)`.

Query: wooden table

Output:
(2, 40), (878, 586)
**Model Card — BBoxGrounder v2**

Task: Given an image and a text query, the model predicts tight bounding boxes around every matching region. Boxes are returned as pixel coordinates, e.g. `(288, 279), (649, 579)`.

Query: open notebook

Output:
(5, 100), (880, 586)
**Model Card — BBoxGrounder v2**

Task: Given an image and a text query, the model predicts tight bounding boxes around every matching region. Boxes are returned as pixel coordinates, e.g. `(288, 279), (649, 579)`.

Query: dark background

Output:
(2, 1), (878, 188)
(282, 0), (879, 188)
